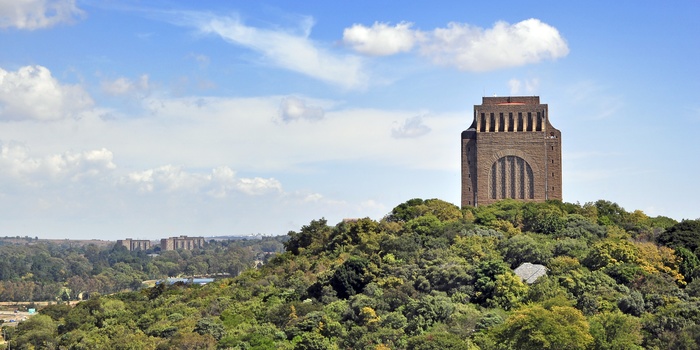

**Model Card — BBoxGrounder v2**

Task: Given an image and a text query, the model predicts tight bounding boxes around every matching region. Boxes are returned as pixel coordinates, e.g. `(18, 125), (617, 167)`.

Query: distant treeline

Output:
(0, 237), (285, 302)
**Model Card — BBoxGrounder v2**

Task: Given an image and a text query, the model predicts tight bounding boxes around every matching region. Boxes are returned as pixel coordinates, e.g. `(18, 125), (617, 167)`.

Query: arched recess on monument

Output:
(488, 155), (535, 200)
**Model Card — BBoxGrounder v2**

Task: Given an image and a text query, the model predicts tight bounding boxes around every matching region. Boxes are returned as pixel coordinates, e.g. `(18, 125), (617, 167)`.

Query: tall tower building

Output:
(461, 96), (561, 207)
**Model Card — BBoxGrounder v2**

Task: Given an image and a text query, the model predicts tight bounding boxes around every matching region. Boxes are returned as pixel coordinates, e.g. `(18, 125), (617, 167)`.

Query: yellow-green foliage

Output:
(13, 198), (695, 350)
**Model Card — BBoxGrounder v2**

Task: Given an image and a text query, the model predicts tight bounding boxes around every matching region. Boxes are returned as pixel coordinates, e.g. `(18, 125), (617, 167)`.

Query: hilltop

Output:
(5, 198), (700, 350)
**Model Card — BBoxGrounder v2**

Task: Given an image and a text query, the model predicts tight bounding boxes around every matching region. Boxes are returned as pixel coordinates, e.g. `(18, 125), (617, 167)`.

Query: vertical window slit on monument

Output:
(508, 113), (514, 132)
(491, 163), (497, 199)
(509, 156), (516, 198)
(489, 113), (495, 132)
(527, 112), (533, 131)
(527, 166), (534, 199)
(517, 113), (523, 132)
(536, 112), (542, 131)
(498, 157), (506, 198)
(499, 113), (505, 132)
(518, 157), (524, 199)
(480, 113), (486, 132)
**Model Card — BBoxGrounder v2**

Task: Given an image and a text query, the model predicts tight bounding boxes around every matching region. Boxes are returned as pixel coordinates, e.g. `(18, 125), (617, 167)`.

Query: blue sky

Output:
(0, 1), (698, 240)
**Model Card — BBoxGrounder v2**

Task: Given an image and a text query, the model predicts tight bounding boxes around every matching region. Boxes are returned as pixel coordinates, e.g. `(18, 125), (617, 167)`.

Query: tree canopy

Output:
(5, 198), (697, 350)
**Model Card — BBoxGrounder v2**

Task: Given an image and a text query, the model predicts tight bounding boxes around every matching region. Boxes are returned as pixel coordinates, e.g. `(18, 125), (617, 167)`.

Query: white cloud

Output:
(509, 78), (540, 95)
(508, 79), (522, 94)
(0, 0), (84, 30)
(343, 22), (418, 56)
(0, 92), (463, 177)
(122, 165), (282, 197)
(278, 96), (324, 122)
(301, 192), (324, 203)
(392, 115), (431, 138)
(0, 65), (93, 121)
(180, 12), (367, 89)
(236, 177), (282, 195)
(342, 18), (568, 72)
(123, 165), (208, 193)
(421, 19), (569, 71)
(0, 142), (115, 184)
(101, 74), (151, 96)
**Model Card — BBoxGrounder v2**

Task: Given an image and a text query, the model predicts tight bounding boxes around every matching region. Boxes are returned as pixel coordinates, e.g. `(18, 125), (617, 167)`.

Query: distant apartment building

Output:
(160, 236), (205, 251)
(116, 238), (152, 251)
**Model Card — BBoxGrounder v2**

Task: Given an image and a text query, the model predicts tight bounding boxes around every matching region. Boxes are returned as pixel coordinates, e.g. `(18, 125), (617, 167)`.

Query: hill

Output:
(5, 198), (700, 349)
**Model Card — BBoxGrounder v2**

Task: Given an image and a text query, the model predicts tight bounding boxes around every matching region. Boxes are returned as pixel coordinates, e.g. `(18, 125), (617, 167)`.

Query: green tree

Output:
(404, 294), (455, 335)
(194, 317), (225, 341)
(500, 234), (553, 267)
(594, 200), (630, 227)
(285, 219), (332, 255)
(329, 257), (373, 299)
(523, 204), (566, 235)
(589, 311), (643, 350)
(386, 198), (427, 223)
(294, 332), (337, 350)
(406, 332), (476, 350)
(474, 199), (524, 228)
(676, 246), (700, 282)
(493, 305), (593, 350)
(423, 199), (463, 222)
(40, 303), (73, 321)
(657, 220), (700, 254)
(12, 314), (58, 349)
(473, 260), (527, 309)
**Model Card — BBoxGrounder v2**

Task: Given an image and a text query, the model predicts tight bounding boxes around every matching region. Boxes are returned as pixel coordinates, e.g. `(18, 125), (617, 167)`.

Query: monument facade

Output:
(461, 96), (562, 207)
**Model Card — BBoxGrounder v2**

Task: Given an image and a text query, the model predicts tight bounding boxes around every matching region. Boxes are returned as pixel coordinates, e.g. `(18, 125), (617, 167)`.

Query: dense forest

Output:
(0, 237), (284, 302)
(5, 198), (700, 349)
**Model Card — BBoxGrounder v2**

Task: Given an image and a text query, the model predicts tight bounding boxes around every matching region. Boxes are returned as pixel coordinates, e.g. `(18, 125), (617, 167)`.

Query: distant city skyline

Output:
(0, 1), (698, 239)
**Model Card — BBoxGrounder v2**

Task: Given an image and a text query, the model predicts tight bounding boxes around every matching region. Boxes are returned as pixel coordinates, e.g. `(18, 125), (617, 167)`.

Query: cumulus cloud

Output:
(124, 165), (207, 193)
(278, 96), (324, 122)
(236, 177), (282, 195)
(101, 74), (151, 97)
(421, 19), (568, 71)
(343, 18), (568, 71)
(342, 22), (419, 56)
(0, 142), (115, 184)
(123, 165), (282, 197)
(0, 0), (84, 30)
(177, 12), (367, 89)
(392, 115), (431, 138)
(508, 78), (540, 95)
(0, 65), (93, 121)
